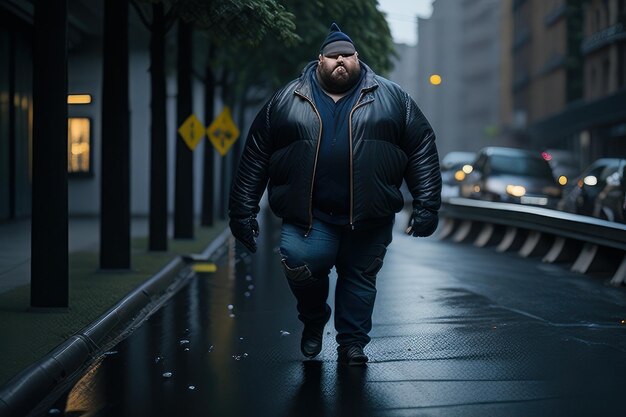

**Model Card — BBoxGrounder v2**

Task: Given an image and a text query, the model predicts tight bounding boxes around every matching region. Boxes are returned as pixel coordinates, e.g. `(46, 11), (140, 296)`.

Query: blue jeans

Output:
(279, 218), (393, 348)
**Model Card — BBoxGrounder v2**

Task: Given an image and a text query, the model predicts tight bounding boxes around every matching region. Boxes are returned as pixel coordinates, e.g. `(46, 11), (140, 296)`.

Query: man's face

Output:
(317, 52), (361, 93)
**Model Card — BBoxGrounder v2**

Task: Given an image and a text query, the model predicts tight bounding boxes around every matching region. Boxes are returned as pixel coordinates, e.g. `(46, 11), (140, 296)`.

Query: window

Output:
(490, 155), (554, 178)
(590, 66), (597, 96)
(67, 117), (92, 175)
(602, 58), (611, 94)
(617, 44), (626, 88)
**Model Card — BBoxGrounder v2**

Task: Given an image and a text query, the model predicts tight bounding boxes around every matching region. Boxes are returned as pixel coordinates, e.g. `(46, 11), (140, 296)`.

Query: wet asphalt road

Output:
(45, 210), (626, 417)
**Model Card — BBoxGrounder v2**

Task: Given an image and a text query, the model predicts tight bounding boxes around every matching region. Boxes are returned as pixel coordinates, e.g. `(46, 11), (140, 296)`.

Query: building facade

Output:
(516, 0), (626, 166)
(511, 0), (584, 148)
(579, 0), (626, 161)
(460, 0), (508, 151)
(0, 5), (32, 221)
(417, 0), (463, 158)
(0, 0), (225, 222)
(389, 42), (419, 102)
(417, 0), (512, 159)
(583, 0), (626, 100)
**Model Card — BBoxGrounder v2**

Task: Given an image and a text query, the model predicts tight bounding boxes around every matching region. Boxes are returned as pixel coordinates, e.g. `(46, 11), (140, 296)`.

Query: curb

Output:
(0, 227), (231, 417)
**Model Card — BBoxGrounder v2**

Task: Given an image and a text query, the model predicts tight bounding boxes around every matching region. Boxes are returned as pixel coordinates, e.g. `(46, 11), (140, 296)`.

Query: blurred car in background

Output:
(541, 149), (580, 191)
(557, 158), (624, 216)
(592, 161), (626, 223)
(440, 151), (476, 200)
(459, 147), (562, 208)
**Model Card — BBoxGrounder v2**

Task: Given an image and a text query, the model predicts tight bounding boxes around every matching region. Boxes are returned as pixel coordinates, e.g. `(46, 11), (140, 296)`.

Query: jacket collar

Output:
(294, 60), (379, 101)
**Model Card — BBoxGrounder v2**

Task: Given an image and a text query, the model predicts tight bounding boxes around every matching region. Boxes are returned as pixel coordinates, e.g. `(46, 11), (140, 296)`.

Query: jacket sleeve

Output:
(228, 98), (274, 219)
(401, 93), (442, 212)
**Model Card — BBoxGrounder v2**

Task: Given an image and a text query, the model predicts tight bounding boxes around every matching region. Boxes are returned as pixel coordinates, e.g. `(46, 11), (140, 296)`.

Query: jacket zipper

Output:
(348, 92), (373, 230)
(295, 90), (323, 237)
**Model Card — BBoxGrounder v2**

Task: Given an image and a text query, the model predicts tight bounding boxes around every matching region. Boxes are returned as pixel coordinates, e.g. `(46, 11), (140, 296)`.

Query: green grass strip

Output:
(0, 221), (227, 386)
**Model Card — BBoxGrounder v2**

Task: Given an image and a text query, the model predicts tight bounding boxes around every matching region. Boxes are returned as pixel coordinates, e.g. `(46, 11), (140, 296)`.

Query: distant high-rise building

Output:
(459, 0), (508, 150)
(417, 0), (511, 159)
(417, 0), (463, 158)
(389, 42), (419, 102)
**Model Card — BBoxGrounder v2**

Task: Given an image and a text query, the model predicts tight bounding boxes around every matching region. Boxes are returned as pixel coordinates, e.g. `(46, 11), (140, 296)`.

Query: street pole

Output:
(31, 0), (69, 307)
(100, 0), (131, 269)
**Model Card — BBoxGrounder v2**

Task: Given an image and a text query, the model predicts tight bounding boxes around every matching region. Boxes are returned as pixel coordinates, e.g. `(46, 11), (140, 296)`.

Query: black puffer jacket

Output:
(229, 61), (441, 231)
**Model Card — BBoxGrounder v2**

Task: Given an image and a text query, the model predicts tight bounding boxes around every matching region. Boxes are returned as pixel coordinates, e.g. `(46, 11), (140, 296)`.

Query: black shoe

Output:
(300, 307), (331, 358)
(337, 345), (368, 366)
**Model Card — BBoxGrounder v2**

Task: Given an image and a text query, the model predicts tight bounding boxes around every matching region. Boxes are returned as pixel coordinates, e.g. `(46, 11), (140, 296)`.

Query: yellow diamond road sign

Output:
(207, 107), (240, 156)
(177, 114), (205, 150)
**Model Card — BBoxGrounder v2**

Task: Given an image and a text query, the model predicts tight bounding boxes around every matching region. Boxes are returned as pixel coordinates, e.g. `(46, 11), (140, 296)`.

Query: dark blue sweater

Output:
(310, 67), (366, 225)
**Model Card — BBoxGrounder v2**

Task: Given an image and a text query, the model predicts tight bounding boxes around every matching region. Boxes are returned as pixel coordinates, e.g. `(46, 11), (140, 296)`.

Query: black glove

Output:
(406, 207), (438, 237)
(229, 216), (259, 253)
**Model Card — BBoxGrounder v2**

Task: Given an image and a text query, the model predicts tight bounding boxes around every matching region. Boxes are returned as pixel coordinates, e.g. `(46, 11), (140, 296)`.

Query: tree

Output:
(131, 0), (298, 237)
(215, 0), (395, 142)
(195, 1), (394, 217)
(174, 19), (194, 238)
(201, 42), (216, 226)
(177, 0), (299, 223)
(131, 1), (178, 250)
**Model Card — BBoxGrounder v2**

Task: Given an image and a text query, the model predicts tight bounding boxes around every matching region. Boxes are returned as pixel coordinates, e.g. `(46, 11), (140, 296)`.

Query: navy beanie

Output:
(320, 23), (356, 56)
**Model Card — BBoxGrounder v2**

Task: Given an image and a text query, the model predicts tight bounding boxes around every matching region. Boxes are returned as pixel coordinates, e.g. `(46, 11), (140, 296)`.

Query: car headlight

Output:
(454, 170), (466, 181)
(506, 185), (526, 197)
(462, 164), (473, 174)
(583, 175), (598, 186)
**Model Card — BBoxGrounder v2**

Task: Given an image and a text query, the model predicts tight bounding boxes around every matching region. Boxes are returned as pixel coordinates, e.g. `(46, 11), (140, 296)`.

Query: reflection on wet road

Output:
(47, 210), (626, 416)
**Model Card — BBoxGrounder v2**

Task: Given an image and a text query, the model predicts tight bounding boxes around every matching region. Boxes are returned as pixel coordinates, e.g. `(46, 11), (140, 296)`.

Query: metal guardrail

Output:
(439, 198), (626, 286)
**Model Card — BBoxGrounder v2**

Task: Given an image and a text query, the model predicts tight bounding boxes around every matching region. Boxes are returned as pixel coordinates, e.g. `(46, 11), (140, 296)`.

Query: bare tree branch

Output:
(129, 0), (152, 30)
(164, 1), (180, 32)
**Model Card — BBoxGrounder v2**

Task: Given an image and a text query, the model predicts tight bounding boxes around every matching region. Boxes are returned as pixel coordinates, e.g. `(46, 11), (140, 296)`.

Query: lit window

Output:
(67, 118), (92, 175)
(67, 94), (92, 104)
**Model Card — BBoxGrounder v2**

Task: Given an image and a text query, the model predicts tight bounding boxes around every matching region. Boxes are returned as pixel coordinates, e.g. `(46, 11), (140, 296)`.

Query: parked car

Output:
(592, 161), (626, 223)
(459, 147), (562, 208)
(557, 158), (624, 216)
(440, 151), (476, 200)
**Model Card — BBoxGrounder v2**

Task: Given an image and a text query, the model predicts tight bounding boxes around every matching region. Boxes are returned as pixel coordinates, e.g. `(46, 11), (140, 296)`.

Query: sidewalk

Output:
(0, 217), (227, 388)
(0, 217), (151, 294)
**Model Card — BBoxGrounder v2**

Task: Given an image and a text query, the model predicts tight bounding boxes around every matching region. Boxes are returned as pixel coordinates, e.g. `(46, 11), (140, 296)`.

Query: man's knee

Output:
(357, 243), (387, 284)
(279, 249), (316, 287)
(361, 256), (384, 284)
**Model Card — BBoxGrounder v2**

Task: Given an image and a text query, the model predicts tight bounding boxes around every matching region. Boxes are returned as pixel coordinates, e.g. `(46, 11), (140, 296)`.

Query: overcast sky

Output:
(376, 0), (434, 45)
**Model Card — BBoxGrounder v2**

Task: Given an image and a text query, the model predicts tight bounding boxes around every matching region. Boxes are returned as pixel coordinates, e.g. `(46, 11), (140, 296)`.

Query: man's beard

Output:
(316, 63), (361, 94)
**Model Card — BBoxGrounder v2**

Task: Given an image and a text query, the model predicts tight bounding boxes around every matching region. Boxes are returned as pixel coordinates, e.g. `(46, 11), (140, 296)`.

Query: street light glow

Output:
(429, 74), (442, 85)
